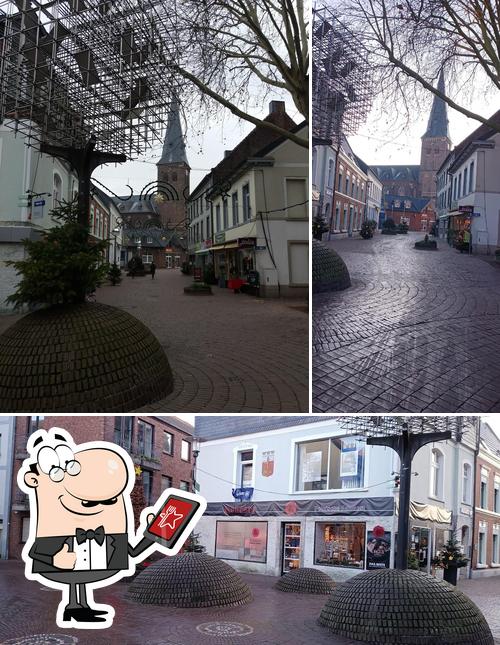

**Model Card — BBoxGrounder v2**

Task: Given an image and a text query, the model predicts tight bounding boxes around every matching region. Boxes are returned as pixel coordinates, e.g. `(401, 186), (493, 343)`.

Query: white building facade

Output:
(0, 124), (78, 311)
(436, 111), (500, 253)
(195, 417), (397, 581)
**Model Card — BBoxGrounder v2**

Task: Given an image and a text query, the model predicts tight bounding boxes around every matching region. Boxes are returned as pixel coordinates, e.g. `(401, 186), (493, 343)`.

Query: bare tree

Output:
(335, 0), (500, 133)
(170, 0), (309, 148)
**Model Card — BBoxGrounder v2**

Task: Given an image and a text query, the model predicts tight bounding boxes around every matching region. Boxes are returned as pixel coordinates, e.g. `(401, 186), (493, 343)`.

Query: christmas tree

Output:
(6, 201), (109, 308)
(183, 531), (206, 553)
(432, 535), (468, 569)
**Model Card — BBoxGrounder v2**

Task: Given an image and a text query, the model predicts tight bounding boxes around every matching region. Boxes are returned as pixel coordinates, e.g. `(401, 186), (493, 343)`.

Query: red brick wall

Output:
(472, 455), (500, 570)
(386, 208), (435, 232)
(8, 416), (193, 560)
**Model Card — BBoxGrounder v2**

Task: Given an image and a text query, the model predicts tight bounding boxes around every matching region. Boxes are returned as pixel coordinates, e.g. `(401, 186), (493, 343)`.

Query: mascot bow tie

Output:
(76, 526), (105, 546)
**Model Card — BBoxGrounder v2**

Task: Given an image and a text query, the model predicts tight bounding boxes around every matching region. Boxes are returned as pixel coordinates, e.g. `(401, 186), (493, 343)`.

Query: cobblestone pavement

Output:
(0, 562), (353, 645)
(459, 576), (500, 642)
(0, 271), (308, 413)
(0, 562), (498, 645)
(313, 232), (500, 413)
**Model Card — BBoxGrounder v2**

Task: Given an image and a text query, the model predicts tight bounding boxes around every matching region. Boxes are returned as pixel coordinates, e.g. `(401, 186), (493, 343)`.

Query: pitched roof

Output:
(423, 69), (450, 139)
(194, 416), (337, 441)
(155, 416), (194, 436)
(373, 166), (420, 182)
(209, 104), (298, 193)
(447, 108), (500, 173)
(382, 194), (431, 213)
(158, 98), (189, 166)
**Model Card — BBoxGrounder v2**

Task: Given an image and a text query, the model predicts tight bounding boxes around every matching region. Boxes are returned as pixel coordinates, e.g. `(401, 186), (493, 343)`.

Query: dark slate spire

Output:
(158, 98), (188, 165)
(423, 69), (450, 139)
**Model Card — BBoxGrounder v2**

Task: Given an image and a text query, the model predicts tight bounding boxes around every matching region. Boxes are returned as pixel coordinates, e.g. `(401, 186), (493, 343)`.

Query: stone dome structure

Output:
(318, 569), (493, 645)
(0, 303), (173, 411)
(312, 240), (351, 293)
(127, 553), (252, 608)
(275, 568), (335, 595)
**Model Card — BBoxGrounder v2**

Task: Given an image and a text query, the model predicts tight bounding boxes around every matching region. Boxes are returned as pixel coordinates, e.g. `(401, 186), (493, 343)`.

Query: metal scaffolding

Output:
(338, 416), (479, 569)
(0, 0), (187, 157)
(312, 3), (373, 145)
(338, 416), (479, 442)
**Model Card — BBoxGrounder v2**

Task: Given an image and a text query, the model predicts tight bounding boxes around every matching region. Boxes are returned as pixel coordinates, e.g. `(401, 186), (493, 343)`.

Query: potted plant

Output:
(108, 262), (122, 285)
(432, 535), (468, 585)
(382, 217), (397, 235)
(360, 220), (374, 239)
(312, 213), (329, 240)
(398, 222), (409, 234)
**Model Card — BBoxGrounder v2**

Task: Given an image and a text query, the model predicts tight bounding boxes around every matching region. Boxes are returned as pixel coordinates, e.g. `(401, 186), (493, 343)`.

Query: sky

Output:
(348, 89), (500, 167)
(94, 96), (301, 198)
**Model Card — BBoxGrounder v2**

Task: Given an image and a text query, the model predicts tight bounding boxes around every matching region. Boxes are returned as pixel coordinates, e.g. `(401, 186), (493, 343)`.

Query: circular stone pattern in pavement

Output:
(1, 636), (78, 645)
(275, 567), (336, 595)
(0, 302), (173, 412)
(127, 553), (252, 608)
(312, 240), (351, 293)
(196, 623), (254, 637)
(318, 569), (494, 645)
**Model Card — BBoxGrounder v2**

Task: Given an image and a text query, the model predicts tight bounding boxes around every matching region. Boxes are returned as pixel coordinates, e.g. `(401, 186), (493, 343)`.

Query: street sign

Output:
(32, 200), (45, 219)
(458, 205), (474, 213)
(255, 245), (267, 251)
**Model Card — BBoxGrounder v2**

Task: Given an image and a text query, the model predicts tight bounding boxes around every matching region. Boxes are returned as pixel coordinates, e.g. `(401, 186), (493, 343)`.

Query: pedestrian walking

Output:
(463, 228), (471, 254)
(150, 261), (156, 279)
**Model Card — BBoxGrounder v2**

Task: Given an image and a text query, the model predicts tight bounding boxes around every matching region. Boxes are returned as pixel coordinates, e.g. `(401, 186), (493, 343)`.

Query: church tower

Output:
(156, 98), (190, 229)
(418, 69), (451, 204)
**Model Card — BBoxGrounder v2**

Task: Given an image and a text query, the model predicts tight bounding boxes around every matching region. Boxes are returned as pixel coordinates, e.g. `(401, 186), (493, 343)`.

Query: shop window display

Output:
(215, 521), (268, 563)
(315, 522), (365, 569)
(295, 436), (365, 491)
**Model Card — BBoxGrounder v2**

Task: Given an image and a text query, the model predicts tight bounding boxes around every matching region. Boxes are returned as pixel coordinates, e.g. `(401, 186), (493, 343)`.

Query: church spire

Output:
(158, 97), (189, 166)
(423, 69), (450, 139)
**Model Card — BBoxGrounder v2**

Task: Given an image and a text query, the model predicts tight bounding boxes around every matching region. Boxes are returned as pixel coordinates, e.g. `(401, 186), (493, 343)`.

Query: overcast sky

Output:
(94, 96), (301, 198)
(348, 91), (500, 167)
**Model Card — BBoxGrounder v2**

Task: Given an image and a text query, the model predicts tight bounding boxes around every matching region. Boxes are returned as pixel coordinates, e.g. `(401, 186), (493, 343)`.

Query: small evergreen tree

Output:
(432, 535), (468, 569)
(6, 201), (108, 309)
(184, 531), (206, 553)
(312, 213), (329, 240)
(108, 262), (122, 286)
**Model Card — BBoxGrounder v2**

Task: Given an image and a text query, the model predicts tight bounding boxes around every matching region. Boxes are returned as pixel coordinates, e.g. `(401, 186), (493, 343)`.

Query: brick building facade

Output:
(8, 415), (193, 561)
(330, 141), (368, 236)
(472, 423), (500, 578)
(382, 195), (435, 232)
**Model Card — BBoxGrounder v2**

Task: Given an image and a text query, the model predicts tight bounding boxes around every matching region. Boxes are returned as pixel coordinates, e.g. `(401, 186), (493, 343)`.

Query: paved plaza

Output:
(0, 562), (498, 644)
(0, 271), (308, 413)
(313, 232), (500, 413)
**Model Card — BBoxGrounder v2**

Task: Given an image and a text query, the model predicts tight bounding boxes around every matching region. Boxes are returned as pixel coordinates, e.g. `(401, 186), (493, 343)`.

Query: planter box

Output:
(415, 240), (437, 250)
(184, 284), (213, 295)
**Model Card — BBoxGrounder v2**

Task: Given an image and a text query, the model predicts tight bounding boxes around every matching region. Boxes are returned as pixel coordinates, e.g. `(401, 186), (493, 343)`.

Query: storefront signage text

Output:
(231, 487), (254, 502)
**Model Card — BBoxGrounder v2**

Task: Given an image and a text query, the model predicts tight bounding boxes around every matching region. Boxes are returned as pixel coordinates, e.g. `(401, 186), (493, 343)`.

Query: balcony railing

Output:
(131, 447), (162, 471)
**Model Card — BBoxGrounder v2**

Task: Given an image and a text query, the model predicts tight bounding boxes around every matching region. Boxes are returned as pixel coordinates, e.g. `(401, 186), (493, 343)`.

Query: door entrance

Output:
(282, 522), (301, 574)
(410, 526), (430, 572)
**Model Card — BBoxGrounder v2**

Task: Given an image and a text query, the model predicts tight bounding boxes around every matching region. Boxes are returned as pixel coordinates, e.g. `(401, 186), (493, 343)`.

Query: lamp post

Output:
(112, 226), (121, 265)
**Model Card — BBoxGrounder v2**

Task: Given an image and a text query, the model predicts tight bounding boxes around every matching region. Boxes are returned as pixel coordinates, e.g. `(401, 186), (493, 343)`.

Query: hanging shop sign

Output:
(238, 237), (256, 248)
(214, 232), (226, 244)
(32, 200), (46, 219)
(366, 525), (391, 569)
(231, 487), (254, 502)
(458, 205), (474, 213)
(211, 497), (394, 518)
(262, 451), (275, 477)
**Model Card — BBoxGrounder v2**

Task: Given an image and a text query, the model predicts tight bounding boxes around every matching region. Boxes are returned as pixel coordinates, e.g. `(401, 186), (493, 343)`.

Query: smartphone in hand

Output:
(145, 491), (203, 551)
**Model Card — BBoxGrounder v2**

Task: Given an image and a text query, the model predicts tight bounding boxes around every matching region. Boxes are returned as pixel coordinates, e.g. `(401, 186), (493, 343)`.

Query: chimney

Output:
(269, 100), (286, 115)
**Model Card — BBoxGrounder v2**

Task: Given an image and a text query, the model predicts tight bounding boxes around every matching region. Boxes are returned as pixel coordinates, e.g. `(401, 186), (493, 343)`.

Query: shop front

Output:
(198, 496), (395, 581)
(210, 235), (257, 290)
(407, 501), (452, 576)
